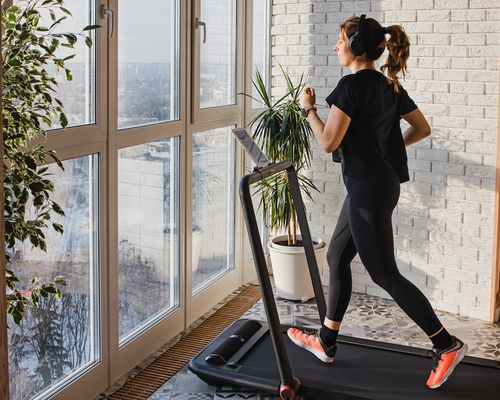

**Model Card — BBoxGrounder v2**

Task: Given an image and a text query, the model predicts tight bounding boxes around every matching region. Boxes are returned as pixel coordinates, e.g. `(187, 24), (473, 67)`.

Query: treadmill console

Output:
(232, 128), (270, 169)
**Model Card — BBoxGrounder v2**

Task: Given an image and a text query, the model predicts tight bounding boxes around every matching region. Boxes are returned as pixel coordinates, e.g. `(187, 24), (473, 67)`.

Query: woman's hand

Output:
(299, 87), (316, 109)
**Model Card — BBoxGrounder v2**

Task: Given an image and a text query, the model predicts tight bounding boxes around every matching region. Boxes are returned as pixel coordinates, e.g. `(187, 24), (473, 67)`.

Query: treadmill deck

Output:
(189, 319), (500, 400)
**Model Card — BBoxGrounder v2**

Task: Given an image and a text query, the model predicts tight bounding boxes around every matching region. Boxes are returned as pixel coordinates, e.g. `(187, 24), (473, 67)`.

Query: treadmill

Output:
(189, 128), (500, 400)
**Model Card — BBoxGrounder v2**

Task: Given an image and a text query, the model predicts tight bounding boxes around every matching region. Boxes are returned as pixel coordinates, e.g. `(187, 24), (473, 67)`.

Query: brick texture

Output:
(271, 0), (499, 321)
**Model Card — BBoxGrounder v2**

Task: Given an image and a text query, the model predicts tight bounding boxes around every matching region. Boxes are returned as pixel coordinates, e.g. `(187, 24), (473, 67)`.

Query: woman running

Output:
(287, 14), (468, 390)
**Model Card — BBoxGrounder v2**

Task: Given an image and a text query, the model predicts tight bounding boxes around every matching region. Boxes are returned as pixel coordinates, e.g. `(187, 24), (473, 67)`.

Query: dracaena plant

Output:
(246, 67), (318, 246)
(2, 0), (98, 324)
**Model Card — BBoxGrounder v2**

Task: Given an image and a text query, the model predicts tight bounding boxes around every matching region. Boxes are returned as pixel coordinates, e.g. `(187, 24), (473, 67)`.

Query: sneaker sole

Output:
(287, 330), (334, 363)
(428, 342), (468, 389)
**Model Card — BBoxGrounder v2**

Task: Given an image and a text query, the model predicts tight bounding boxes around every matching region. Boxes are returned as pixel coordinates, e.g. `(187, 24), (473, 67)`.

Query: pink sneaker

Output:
(287, 327), (337, 363)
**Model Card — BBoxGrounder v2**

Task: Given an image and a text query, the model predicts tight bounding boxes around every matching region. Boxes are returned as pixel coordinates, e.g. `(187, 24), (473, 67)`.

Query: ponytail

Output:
(340, 17), (411, 92)
(380, 25), (410, 92)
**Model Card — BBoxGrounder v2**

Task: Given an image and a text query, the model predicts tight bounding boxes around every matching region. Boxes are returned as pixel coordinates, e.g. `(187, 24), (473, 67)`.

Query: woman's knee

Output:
(326, 245), (344, 269)
(371, 270), (401, 290)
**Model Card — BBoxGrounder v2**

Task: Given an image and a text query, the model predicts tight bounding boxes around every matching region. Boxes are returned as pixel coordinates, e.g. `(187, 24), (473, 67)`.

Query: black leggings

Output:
(326, 175), (443, 337)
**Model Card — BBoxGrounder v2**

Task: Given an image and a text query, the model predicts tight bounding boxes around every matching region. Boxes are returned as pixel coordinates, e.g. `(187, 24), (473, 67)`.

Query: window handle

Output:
(196, 18), (206, 43)
(100, 5), (114, 38)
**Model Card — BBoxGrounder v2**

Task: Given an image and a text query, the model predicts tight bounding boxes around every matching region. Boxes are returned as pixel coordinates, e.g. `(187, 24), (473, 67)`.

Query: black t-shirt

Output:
(325, 69), (417, 183)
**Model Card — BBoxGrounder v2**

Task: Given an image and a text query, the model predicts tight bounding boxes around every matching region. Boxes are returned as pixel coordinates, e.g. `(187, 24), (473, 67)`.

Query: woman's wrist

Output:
(301, 105), (317, 118)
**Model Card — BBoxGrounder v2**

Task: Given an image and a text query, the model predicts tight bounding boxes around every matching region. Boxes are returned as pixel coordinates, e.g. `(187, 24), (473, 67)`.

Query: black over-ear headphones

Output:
(349, 14), (366, 56)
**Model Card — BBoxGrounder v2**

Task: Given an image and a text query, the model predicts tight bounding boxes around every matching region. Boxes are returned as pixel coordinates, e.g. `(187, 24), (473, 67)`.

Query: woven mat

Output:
(108, 285), (262, 400)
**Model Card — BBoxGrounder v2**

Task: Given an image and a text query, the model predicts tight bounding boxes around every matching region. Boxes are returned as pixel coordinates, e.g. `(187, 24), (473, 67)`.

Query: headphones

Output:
(349, 14), (366, 56)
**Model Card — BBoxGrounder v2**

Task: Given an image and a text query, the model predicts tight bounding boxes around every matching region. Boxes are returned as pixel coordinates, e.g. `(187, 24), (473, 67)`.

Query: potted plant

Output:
(247, 67), (327, 302)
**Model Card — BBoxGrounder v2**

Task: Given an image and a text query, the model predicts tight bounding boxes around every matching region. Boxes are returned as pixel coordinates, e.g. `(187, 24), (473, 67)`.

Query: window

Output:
(199, 0), (237, 108)
(118, 0), (180, 129)
(8, 156), (99, 400)
(192, 127), (236, 294)
(252, 0), (270, 109)
(34, 0), (97, 129)
(118, 139), (180, 344)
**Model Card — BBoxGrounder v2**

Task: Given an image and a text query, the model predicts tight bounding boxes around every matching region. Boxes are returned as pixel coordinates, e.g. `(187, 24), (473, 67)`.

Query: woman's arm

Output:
(401, 108), (431, 146)
(307, 106), (351, 153)
(300, 87), (351, 153)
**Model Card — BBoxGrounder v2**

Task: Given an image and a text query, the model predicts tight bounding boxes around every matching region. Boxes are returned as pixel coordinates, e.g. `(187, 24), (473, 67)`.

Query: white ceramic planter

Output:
(268, 235), (327, 302)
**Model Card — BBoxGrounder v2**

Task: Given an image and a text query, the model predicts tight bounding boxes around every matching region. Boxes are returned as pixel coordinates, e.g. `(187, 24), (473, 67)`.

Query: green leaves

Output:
(6, 277), (68, 325)
(2, 0), (96, 325)
(83, 24), (100, 31)
(59, 111), (68, 127)
(248, 67), (319, 244)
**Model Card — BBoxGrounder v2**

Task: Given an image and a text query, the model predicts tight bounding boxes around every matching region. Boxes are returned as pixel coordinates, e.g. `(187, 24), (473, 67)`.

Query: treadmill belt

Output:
(239, 331), (500, 400)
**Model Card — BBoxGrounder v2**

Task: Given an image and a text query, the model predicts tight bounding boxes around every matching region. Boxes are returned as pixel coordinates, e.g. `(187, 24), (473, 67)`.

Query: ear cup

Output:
(349, 35), (365, 56)
(349, 14), (366, 56)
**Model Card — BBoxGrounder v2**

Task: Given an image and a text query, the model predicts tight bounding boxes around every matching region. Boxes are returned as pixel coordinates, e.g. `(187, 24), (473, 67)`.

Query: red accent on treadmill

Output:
(279, 384), (296, 400)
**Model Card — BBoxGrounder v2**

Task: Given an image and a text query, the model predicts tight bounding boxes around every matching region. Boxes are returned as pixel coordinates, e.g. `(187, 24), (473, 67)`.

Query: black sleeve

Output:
(399, 86), (418, 116)
(325, 76), (356, 118)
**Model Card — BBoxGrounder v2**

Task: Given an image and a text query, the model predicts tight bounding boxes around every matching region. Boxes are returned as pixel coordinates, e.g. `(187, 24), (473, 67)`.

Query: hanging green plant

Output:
(2, 0), (98, 324)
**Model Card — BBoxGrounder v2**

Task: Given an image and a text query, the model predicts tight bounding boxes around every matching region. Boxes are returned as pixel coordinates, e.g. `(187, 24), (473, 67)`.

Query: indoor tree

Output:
(2, 0), (97, 324)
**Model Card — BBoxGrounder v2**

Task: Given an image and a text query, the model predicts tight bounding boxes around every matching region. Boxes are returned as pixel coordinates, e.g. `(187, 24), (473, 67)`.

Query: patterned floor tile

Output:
(169, 394), (213, 400)
(148, 378), (175, 400)
(476, 342), (500, 359)
(357, 303), (392, 318)
(214, 393), (257, 399)
(276, 303), (294, 319)
(214, 387), (260, 399)
(293, 302), (319, 316)
(242, 302), (265, 320)
(338, 325), (367, 339)
(171, 371), (216, 395)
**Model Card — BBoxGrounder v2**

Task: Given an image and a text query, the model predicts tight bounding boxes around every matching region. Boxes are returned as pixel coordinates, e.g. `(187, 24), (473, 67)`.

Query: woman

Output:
(287, 15), (467, 390)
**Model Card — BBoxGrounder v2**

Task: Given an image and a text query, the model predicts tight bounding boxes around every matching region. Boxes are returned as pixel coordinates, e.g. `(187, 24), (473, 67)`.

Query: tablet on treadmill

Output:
(232, 128), (270, 169)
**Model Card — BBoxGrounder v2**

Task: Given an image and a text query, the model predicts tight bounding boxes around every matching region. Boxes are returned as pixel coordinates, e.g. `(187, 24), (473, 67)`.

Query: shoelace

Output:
(299, 329), (321, 345)
(424, 349), (442, 373)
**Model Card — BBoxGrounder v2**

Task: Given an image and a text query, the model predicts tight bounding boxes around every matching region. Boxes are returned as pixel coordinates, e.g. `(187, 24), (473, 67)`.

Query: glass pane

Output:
(8, 155), (99, 400)
(200, 0), (237, 108)
(118, 0), (179, 129)
(252, 0), (270, 109)
(118, 138), (180, 344)
(13, 0), (97, 129)
(192, 127), (235, 294)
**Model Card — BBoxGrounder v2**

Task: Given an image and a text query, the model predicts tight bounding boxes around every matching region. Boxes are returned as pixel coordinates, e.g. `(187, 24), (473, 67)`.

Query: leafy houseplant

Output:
(249, 67), (319, 245)
(2, 0), (97, 323)
(246, 67), (326, 301)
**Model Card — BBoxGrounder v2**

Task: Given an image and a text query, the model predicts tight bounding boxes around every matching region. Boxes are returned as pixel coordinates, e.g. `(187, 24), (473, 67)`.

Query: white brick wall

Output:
(271, 0), (499, 320)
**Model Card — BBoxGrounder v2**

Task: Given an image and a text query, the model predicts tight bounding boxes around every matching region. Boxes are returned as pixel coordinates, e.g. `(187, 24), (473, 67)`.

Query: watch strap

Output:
(302, 106), (317, 117)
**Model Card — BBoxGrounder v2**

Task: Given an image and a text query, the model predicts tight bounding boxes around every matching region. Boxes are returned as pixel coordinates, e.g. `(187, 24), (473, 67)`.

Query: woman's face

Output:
(334, 29), (356, 67)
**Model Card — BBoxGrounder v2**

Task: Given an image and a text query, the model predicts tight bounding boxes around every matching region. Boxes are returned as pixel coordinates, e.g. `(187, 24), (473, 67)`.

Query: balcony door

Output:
(107, 0), (186, 382)
(107, 0), (246, 380)
(186, 0), (244, 325)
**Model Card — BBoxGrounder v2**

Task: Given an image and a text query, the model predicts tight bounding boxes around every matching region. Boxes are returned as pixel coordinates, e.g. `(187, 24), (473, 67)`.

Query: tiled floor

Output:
(148, 291), (500, 400)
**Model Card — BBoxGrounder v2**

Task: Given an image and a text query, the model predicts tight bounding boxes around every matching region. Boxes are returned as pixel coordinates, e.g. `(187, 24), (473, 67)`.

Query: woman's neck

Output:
(349, 60), (375, 74)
